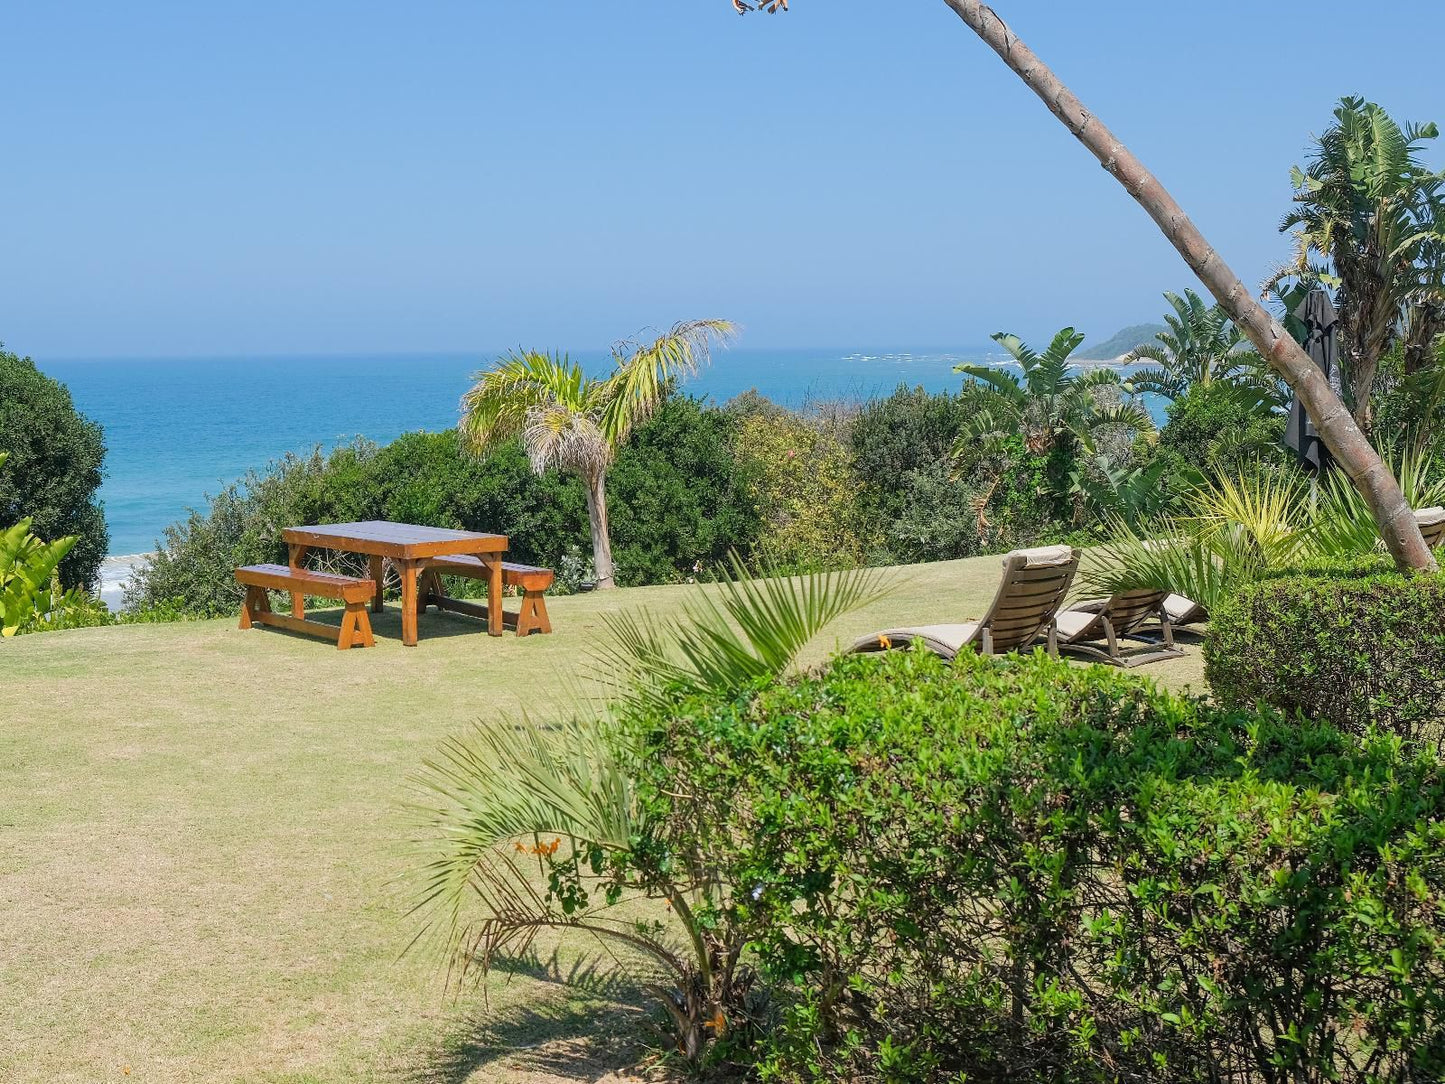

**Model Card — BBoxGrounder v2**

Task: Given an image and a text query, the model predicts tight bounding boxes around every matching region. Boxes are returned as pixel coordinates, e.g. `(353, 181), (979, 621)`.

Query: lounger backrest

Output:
(1100, 588), (1169, 637)
(978, 545), (1079, 651)
(1417, 507), (1445, 548)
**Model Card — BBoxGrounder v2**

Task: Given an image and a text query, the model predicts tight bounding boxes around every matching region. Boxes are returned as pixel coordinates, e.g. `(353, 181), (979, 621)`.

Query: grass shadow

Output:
(406, 951), (652, 1084)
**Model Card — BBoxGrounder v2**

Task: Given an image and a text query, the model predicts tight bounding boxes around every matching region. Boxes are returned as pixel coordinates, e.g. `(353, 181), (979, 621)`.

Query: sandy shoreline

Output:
(99, 553), (151, 610)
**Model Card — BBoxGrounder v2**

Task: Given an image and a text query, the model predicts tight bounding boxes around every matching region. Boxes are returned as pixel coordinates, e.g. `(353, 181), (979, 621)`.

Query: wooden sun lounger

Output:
(850, 545), (1080, 660)
(1051, 588), (1185, 667)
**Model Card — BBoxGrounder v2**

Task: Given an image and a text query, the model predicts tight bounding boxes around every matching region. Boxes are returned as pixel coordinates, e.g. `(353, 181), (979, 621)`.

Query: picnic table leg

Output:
(368, 555), (384, 613)
(486, 555), (503, 636)
(287, 543), (309, 619)
(400, 560), (419, 647)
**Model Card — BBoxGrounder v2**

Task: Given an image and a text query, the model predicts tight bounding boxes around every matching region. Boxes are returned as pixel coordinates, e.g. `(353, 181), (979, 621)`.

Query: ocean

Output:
(39, 348), (1014, 572)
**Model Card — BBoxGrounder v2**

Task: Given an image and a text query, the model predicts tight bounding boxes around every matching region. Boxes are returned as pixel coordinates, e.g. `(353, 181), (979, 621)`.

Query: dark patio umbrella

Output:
(1282, 288), (1339, 471)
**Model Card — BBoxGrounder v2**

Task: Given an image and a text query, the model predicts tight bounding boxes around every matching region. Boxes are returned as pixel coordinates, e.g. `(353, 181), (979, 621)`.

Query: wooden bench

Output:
(419, 556), (554, 636)
(235, 564), (376, 649)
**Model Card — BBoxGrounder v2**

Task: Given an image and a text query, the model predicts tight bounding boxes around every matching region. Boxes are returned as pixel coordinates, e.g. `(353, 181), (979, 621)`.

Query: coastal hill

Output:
(1076, 322), (1166, 361)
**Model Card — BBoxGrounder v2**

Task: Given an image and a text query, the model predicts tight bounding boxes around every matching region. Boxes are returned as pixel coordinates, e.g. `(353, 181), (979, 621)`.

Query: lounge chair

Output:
(1418, 507), (1445, 549)
(850, 545), (1079, 660)
(1050, 588), (1185, 667)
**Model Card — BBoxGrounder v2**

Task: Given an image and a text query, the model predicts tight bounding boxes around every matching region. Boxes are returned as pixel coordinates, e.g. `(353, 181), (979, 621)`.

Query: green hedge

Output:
(624, 648), (1445, 1082)
(1206, 557), (1445, 747)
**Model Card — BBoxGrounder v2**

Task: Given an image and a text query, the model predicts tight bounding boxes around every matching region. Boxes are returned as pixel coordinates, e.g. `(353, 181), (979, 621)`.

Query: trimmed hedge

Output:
(624, 648), (1445, 1082)
(1206, 557), (1445, 748)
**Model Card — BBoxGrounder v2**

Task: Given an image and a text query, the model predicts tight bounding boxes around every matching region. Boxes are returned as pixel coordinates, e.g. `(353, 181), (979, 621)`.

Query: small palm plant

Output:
(460, 319), (734, 589)
(1125, 289), (1285, 408)
(409, 557), (884, 1067)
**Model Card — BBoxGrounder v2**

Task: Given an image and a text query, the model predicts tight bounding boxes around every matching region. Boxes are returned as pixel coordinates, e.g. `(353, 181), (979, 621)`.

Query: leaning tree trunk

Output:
(940, 0), (1436, 572)
(584, 471), (617, 590)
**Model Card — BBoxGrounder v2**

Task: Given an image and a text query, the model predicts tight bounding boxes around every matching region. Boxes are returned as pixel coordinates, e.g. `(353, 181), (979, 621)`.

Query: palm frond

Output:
(599, 319), (735, 445)
(590, 553), (887, 714)
(460, 350), (593, 454)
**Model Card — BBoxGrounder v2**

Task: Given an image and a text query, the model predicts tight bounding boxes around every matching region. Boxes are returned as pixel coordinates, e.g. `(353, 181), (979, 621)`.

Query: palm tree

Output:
(954, 327), (1154, 459)
(727, 0), (1435, 571)
(460, 319), (734, 590)
(1125, 289), (1282, 406)
(1267, 97), (1445, 433)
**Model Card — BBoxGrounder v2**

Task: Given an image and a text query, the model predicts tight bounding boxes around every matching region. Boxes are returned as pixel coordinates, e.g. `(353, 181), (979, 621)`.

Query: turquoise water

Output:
(40, 348), (1017, 558)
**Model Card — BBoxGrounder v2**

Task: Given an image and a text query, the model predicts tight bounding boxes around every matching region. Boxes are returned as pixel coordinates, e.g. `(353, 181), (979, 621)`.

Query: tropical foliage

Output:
(460, 320), (734, 589)
(1267, 97), (1445, 432)
(954, 327), (1154, 458)
(0, 452), (87, 636)
(1125, 288), (1285, 409)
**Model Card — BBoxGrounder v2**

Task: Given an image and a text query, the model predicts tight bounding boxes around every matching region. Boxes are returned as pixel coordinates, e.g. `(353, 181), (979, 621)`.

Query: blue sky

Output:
(3, 1), (1443, 358)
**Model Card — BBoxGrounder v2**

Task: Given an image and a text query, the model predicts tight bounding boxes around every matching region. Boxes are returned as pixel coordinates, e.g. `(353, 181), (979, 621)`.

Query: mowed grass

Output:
(0, 555), (1207, 1083)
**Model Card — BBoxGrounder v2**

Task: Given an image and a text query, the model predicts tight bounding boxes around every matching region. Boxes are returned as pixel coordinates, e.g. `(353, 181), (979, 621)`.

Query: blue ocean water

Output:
(40, 348), (1020, 558)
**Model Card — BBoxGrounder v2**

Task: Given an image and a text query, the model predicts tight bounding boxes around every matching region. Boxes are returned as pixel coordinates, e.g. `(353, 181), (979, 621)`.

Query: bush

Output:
(1156, 382), (1290, 486)
(729, 395), (877, 573)
(1206, 557), (1445, 748)
(0, 345), (108, 590)
(607, 395), (761, 585)
(625, 648), (1445, 1082)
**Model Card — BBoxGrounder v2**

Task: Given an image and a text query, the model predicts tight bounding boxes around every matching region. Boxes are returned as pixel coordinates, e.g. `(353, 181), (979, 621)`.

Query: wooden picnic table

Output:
(282, 521), (507, 646)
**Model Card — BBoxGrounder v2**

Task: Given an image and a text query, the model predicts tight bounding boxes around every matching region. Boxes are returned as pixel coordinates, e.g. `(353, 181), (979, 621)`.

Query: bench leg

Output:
(418, 568), (443, 614)
(338, 600), (376, 650)
(239, 585), (271, 629)
(288, 543), (309, 619)
(369, 555), (385, 613)
(515, 589), (551, 636)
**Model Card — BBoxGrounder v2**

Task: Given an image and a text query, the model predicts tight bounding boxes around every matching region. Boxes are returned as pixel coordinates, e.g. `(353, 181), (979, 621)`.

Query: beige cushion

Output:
(1164, 593), (1205, 623)
(1416, 507), (1445, 526)
(1011, 544), (1077, 569)
(1054, 608), (1103, 640)
(850, 623), (979, 659)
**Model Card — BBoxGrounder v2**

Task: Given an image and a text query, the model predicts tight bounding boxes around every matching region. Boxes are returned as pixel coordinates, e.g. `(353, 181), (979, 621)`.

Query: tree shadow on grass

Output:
(406, 950), (654, 1084)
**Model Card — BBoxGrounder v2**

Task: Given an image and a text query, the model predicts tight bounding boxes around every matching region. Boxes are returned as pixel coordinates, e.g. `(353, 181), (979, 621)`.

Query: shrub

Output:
(0, 345), (108, 590)
(1155, 381), (1290, 486)
(606, 395), (761, 585)
(729, 396), (877, 573)
(1206, 557), (1445, 748)
(625, 648), (1445, 1082)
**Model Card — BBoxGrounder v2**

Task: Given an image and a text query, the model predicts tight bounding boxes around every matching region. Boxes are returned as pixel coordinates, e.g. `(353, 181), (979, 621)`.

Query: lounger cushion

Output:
(1054, 608), (1104, 640)
(1015, 544), (1077, 568)
(1164, 594), (1205, 623)
(850, 623), (979, 659)
(1417, 507), (1445, 524)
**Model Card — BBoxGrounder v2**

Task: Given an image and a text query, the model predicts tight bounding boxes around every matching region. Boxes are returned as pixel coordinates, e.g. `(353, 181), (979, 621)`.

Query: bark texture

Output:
(941, 0), (1436, 571)
(584, 473), (616, 590)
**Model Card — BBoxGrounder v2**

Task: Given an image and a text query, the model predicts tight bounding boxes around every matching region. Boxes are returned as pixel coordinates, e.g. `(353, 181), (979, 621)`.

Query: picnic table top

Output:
(282, 520), (507, 560)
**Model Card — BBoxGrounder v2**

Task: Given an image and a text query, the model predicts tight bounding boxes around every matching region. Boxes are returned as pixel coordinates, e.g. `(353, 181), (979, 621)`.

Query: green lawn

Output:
(0, 556), (1206, 1083)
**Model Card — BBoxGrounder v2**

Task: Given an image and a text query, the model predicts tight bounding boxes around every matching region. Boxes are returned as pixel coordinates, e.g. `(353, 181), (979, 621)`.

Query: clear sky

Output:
(3, 1), (1442, 358)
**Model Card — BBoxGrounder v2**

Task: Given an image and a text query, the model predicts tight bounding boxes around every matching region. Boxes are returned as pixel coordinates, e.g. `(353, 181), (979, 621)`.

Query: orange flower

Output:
(877, 634), (892, 650)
